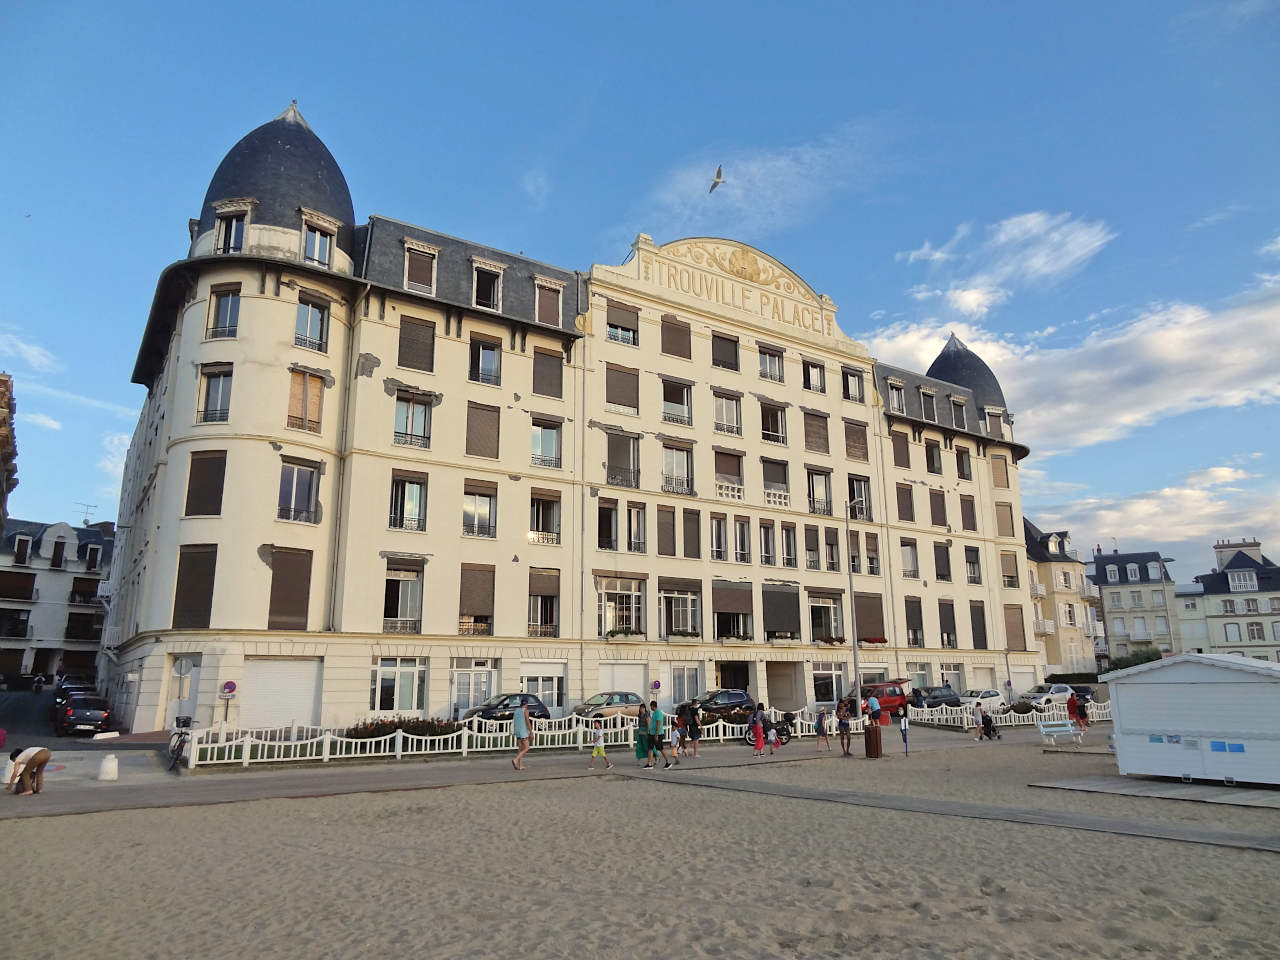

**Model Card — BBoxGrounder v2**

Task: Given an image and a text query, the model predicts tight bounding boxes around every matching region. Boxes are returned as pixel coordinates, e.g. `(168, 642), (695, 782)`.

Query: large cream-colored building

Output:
(103, 106), (1046, 732)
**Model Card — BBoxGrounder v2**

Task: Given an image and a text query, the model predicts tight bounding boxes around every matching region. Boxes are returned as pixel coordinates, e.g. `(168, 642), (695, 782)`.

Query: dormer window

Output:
(535, 277), (565, 327)
(1126, 563), (1139, 580)
(403, 239), (439, 294)
(986, 409), (1003, 438)
(920, 390), (936, 422)
(1049, 536), (1059, 554)
(1227, 570), (1258, 592)
(86, 544), (102, 571)
(13, 534), (31, 565)
(1106, 564), (1119, 583)
(216, 214), (244, 254)
(304, 225), (332, 266)
(887, 382), (905, 413)
(1147, 561), (1161, 581)
(951, 399), (966, 429)
(472, 257), (506, 311)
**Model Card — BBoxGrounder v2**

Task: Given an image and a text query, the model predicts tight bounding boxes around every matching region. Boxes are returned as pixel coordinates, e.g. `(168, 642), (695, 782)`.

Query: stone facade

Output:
(1087, 549), (1179, 660)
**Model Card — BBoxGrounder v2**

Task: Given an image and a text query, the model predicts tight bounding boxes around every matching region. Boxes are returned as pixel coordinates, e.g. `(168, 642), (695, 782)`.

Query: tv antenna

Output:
(73, 502), (97, 526)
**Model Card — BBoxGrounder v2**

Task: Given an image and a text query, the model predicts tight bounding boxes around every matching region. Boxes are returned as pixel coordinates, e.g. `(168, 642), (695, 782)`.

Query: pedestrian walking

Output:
(685, 699), (702, 758)
(816, 707), (831, 751)
(587, 719), (613, 770)
(765, 712), (781, 755)
(672, 717), (687, 758)
(648, 701), (674, 769)
(836, 698), (853, 756)
(1067, 692), (1085, 730)
(1077, 696), (1090, 731)
(971, 700), (984, 741)
(750, 702), (767, 758)
(511, 701), (532, 771)
(635, 702), (651, 767)
(7, 746), (52, 796)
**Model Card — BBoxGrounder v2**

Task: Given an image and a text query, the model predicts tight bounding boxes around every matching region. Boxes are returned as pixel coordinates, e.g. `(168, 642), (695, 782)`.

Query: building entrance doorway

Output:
(715, 660), (749, 693)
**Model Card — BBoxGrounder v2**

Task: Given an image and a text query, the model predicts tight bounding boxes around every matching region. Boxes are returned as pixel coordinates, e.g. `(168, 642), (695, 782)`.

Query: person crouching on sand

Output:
(588, 719), (613, 770)
(8, 747), (52, 796)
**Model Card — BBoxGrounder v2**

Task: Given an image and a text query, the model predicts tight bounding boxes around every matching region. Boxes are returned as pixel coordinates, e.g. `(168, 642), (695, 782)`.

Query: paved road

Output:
(0, 690), (160, 751)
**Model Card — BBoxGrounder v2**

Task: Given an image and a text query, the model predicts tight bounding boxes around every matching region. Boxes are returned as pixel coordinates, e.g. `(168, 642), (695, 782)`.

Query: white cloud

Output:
(0, 333), (60, 373)
(896, 223), (971, 264)
(862, 290), (1280, 454)
(521, 168), (550, 210)
(868, 309), (887, 322)
(1019, 466), (1088, 498)
(945, 285), (1009, 318)
(1189, 204), (1247, 230)
(1259, 233), (1280, 257)
(1184, 466), (1257, 488)
(17, 412), (61, 430)
(1256, 272), (1280, 290)
(16, 382), (138, 418)
(907, 284), (941, 301)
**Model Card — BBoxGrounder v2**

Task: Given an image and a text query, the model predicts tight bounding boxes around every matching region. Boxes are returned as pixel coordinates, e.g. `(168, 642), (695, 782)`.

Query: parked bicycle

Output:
(167, 715), (194, 771)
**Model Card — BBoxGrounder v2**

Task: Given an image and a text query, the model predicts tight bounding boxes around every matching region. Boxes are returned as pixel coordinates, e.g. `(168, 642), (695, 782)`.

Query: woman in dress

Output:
(751, 702), (766, 757)
(635, 702), (651, 766)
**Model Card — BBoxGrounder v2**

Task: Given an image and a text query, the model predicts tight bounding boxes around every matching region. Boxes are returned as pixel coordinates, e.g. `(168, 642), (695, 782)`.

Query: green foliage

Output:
(344, 716), (462, 739)
(1045, 671), (1100, 684)
(1106, 648), (1163, 672)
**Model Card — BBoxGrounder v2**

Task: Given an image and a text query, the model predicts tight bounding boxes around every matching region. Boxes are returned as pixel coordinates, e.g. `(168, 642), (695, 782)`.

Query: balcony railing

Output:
(967, 571), (982, 585)
(457, 621), (493, 636)
(1033, 619), (1056, 635)
(628, 538), (646, 554)
(531, 453), (561, 469)
(760, 368), (784, 383)
(714, 421), (743, 436)
(389, 514), (426, 531)
(782, 555), (797, 569)
(1131, 630), (1151, 641)
(902, 568), (920, 579)
(661, 475), (692, 495)
(763, 486), (790, 508)
(68, 590), (100, 605)
(606, 326), (636, 344)
(662, 408), (693, 427)
(711, 547), (728, 562)
(607, 467), (640, 489)
(735, 551), (751, 563)
(806, 554), (820, 570)
(199, 408), (230, 423)
(1079, 581), (1100, 599)
(278, 506), (317, 523)
(287, 415), (321, 433)
(715, 477), (744, 500)
(527, 623), (559, 638)
(808, 498), (833, 516)
(469, 370), (500, 386)
(394, 431), (430, 449)
(529, 529), (561, 545)
(206, 325), (237, 339)
(762, 429), (786, 445)
(383, 618), (421, 634)
(941, 636), (958, 649)
(294, 334), (327, 352)
(907, 635), (925, 648)
(1002, 576), (1020, 588)
(599, 537), (618, 551)
(1030, 582), (1047, 598)
(462, 520), (497, 538)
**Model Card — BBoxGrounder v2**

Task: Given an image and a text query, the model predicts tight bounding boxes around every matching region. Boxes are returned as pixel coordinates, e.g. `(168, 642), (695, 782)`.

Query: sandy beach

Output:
(2, 736), (1277, 960)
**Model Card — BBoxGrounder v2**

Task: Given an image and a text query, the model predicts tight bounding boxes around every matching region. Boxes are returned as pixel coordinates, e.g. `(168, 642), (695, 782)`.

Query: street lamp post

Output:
(843, 500), (863, 719)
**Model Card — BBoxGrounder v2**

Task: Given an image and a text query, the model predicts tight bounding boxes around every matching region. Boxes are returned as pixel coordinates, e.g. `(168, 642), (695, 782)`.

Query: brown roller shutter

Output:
(51, 540), (66, 568)
(305, 375), (323, 427)
(1004, 604), (1027, 651)
(896, 484), (914, 522)
(891, 432), (910, 468)
(865, 533), (879, 558)
(185, 451), (227, 517)
(853, 592), (885, 642)
(606, 300), (639, 331)
(762, 585), (801, 632)
(657, 508), (676, 556)
(533, 351), (563, 398)
(805, 525), (819, 552)
(971, 601), (988, 649)
(711, 334), (739, 370)
(0, 570), (35, 600)
(844, 421), (868, 461)
(933, 542), (951, 579)
(288, 370), (305, 421)
(267, 548), (312, 630)
(605, 365), (639, 408)
(398, 317), (436, 372)
(929, 490), (947, 527)
(762, 459), (788, 487)
(939, 600), (957, 635)
(463, 478), (498, 495)
(714, 451), (742, 479)
(960, 495), (977, 531)
(537, 286), (560, 327)
(991, 455), (1009, 489)
(405, 250), (434, 289)
(658, 576), (702, 592)
(803, 412), (829, 454)
(995, 502), (1015, 538)
(72, 576), (99, 597)
(905, 596), (923, 631)
(660, 315), (691, 359)
(172, 544), (216, 629)
(825, 527), (839, 548)
(1000, 552), (1018, 579)
(466, 402), (501, 459)
(682, 509), (701, 558)
(14, 538), (28, 565)
(712, 580), (753, 614)
(459, 565), (496, 616)
(988, 412), (1003, 437)
(528, 567), (559, 596)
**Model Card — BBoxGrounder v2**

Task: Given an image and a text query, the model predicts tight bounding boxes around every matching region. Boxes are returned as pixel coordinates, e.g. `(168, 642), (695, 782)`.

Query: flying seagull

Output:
(709, 164), (725, 193)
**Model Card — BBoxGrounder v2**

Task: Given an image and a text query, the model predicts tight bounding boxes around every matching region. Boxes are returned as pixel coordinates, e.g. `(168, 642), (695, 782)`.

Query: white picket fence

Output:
(186, 706), (868, 769)
(908, 699), (1112, 728)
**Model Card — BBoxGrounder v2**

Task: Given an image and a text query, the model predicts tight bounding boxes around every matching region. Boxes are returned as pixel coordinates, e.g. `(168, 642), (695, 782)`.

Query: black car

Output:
(1069, 685), (1096, 703)
(461, 693), (550, 722)
(918, 685), (962, 709)
(51, 683), (98, 718)
(55, 695), (111, 736)
(682, 689), (753, 717)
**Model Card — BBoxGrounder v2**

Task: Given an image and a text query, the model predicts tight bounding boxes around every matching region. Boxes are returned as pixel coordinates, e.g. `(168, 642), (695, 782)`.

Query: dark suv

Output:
(683, 689), (752, 716)
(461, 693), (551, 722)
(918, 685), (962, 709)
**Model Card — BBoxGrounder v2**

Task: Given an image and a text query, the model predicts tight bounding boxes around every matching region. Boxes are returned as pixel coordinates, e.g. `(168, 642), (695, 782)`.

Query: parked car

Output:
(1069, 684), (1096, 703)
(1019, 683), (1074, 707)
(461, 693), (550, 722)
(57, 674), (95, 689)
(916, 685), (963, 709)
(960, 689), (1006, 710)
(51, 683), (98, 718)
(55, 695), (111, 736)
(683, 689), (753, 717)
(572, 691), (645, 719)
(859, 681), (909, 717)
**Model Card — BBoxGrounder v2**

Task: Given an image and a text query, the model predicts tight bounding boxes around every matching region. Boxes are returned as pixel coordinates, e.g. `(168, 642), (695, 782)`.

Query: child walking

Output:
(588, 719), (613, 770)
(816, 707), (831, 751)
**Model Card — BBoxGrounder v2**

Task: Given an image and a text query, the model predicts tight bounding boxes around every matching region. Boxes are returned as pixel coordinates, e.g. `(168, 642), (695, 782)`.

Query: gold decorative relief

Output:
(662, 239), (815, 303)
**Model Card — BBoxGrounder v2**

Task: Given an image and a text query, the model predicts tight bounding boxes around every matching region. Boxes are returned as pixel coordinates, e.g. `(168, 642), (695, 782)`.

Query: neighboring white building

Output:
(0, 519), (113, 681)
(1087, 548), (1179, 660)
(1174, 582), (1206, 653)
(1023, 519), (1096, 674)
(1183, 539), (1280, 663)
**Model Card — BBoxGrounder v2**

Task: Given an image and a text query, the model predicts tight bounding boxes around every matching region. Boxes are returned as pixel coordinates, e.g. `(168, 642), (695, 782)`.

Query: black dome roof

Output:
(926, 333), (1007, 411)
(197, 103), (355, 256)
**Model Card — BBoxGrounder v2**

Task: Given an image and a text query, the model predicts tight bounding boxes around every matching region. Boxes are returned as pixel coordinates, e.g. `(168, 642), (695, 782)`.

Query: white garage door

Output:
(1011, 667), (1038, 697)
(240, 658), (323, 729)
(599, 662), (647, 700)
(970, 667), (997, 691)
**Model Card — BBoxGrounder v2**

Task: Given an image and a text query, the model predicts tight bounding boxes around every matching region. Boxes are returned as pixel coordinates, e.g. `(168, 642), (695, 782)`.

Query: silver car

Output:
(571, 691), (645, 719)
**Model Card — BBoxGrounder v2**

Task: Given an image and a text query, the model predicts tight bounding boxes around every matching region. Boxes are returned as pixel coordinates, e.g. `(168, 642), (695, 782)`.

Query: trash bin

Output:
(863, 721), (882, 759)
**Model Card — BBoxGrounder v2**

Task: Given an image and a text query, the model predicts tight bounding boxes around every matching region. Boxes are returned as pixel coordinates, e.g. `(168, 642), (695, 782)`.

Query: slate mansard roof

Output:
(1023, 517), (1082, 565)
(1088, 551), (1172, 586)
(1193, 550), (1280, 596)
(2, 518), (115, 567)
(926, 333), (1007, 412)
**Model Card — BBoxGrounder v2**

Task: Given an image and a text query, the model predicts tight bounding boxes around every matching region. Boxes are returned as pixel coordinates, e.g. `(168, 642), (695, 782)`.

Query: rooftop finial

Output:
(274, 100), (312, 131)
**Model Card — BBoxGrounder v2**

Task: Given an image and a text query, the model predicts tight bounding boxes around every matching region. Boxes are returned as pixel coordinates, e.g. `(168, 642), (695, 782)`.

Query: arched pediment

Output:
(655, 237), (828, 308)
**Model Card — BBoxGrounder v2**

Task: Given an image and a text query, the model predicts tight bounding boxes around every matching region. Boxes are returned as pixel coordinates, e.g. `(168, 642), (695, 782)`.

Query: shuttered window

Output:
(905, 597), (923, 632)
(803, 412), (829, 454)
(853, 592), (885, 642)
(970, 601), (988, 649)
(682, 509), (701, 559)
(532, 351), (563, 399)
(1004, 604), (1027, 651)
(711, 334), (739, 371)
(528, 566), (559, 596)
(0, 570), (36, 600)
(844, 420), (868, 461)
(991, 454), (1010, 489)
(896, 484), (914, 522)
(762, 585), (801, 634)
(465, 402), (501, 459)
(960, 495), (977, 531)
(762, 459), (788, 488)
(929, 490), (947, 527)
(987, 412), (1003, 437)
(185, 451), (227, 517)
(714, 451), (742, 481)
(267, 548), (312, 630)
(172, 544), (217, 629)
(287, 370), (324, 433)
(712, 580), (753, 613)
(995, 502), (1015, 538)
(657, 508), (677, 556)
(939, 600), (957, 639)
(934, 542), (951, 581)
(13, 538), (29, 565)
(605, 365), (640, 410)
(1000, 551), (1019, 585)
(398, 318), (435, 372)
(536, 286), (561, 327)
(405, 250), (435, 292)
(459, 565), (496, 616)
(891, 432), (910, 468)
(661, 315), (691, 358)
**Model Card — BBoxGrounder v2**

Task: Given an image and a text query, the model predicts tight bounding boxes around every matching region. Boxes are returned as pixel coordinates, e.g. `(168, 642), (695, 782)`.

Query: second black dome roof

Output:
(926, 333), (1008, 411)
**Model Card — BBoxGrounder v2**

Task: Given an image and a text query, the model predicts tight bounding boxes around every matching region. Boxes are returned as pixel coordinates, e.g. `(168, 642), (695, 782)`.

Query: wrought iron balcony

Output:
(527, 623), (560, 638)
(389, 514), (426, 531)
(294, 334), (327, 352)
(598, 536), (618, 551)
(206, 325), (237, 340)
(462, 520), (497, 538)
(808, 498), (833, 516)
(662, 408), (693, 427)
(199, 408), (230, 423)
(394, 431), (430, 449)
(530, 453), (561, 468)
(383, 618), (421, 634)
(286, 415), (321, 433)
(661, 474), (692, 495)
(607, 467), (640, 489)
(762, 429), (786, 445)
(528, 529), (561, 545)
(714, 421), (743, 436)
(469, 370), (501, 386)
(628, 538), (646, 554)
(278, 506), (317, 523)
(457, 621), (493, 636)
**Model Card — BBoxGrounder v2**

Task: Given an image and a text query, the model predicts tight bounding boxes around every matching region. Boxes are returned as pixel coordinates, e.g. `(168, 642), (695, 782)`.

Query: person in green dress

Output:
(635, 702), (650, 766)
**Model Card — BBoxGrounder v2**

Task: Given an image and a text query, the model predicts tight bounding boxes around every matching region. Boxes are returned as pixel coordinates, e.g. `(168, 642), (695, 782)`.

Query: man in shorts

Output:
(648, 700), (674, 769)
(8, 746), (52, 796)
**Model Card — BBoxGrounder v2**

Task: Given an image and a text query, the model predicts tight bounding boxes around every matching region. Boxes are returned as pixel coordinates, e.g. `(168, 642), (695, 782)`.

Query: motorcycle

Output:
(742, 712), (794, 747)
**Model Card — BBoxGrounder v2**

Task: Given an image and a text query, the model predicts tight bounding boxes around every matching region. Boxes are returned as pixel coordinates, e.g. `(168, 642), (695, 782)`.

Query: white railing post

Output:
(241, 736), (251, 768)
(187, 733), (198, 770)
(291, 721), (298, 742)
(461, 724), (469, 757)
(217, 718), (226, 743)
(395, 728), (404, 760)
(576, 719), (584, 752)
(322, 731), (332, 762)
(626, 719), (634, 749)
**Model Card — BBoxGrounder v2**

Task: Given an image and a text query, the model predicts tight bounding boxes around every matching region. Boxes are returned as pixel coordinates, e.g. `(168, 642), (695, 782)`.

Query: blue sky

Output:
(1, 1), (1277, 576)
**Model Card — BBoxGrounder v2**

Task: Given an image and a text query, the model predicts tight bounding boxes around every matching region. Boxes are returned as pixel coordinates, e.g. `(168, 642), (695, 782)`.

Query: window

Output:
(939, 601), (958, 648)
(1222, 599), (1236, 614)
(277, 461), (318, 523)
(394, 393), (431, 448)
(303, 225), (332, 266)
(866, 532), (880, 575)
(13, 535), (30, 566)
(1126, 563), (1140, 580)
(208, 286), (239, 339)
(1147, 561), (1162, 581)
(842, 369), (864, 402)
(661, 445), (692, 495)
(991, 455), (1010, 489)
(662, 381), (693, 426)
(466, 402), (501, 459)
(1128, 591), (1141, 608)
(598, 501), (618, 550)
(398, 317), (435, 372)
(812, 662), (846, 703)
(711, 334), (739, 371)
(1106, 565), (1119, 583)
(216, 213), (244, 254)
(824, 528), (840, 571)
(802, 360), (825, 393)
(1133, 616), (1148, 638)
(535, 282), (562, 327)
(1000, 552), (1019, 588)
(714, 451), (743, 499)
(951, 400), (966, 428)
(463, 488), (497, 538)
(965, 546), (981, 584)
(85, 545), (101, 571)
(844, 420), (869, 461)
(710, 516), (729, 561)
(683, 509), (701, 559)
(925, 441), (942, 475)
(1061, 571), (1073, 588)
(920, 391), (937, 422)
(267, 547), (312, 630)
(805, 525), (821, 570)
(474, 267), (502, 311)
(900, 540), (919, 579)
(1244, 598), (1259, 613)
(759, 349), (784, 383)
(469, 338), (502, 386)
(848, 531), (861, 574)
(661, 589), (701, 639)
(1156, 615), (1170, 635)
(172, 544), (217, 629)
(526, 576), (561, 639)
(1227, 570), (1258, 592)
(807, 470), (832, 516)
(986, 411), (1002, 438)
(388, 475), (427, 531)
(294, 298), (328, 352)
(803, 411), (829, 454)
(891, 432), (910, 468)
(606, 300), (639, 344)
(1112, 617), (1127, 635)
(528, 420), (561, 468)
(184, 450), (227, 517)
(1152, 589), (1165, 607)
(907, 662), (930, 691)
(670, 664), (701, 703)
(760, 523), (776, 565)
(598, 577), (644, 637)
(660, 315), (691, 358)
(627, 503), (646, 553)
(734, 518), (751, 563)
(529, 496), (561, 545)
(1224, 622), (1241, 643)
(458, 565), (495, 635)
(895, 483), (914, 522)
(383, 567), (424, 634)
(287, 370), (324, 433)
(404, 247), (436, 294)
(934, 542), (951, 582)
(714, 394), (742, 435)
(809, 601), (843, 643)
(929, 490), (947, 527)
(370, 657), (428, 709)
(959, 494), (977, 532)
(605, 364), (639, 414)
(848, 475), (872, 521)
(199, 365), (232, 422)
(904, 596), (924, 647)
(995, 502), (1015, 538)
(1110, 591), (1122, 606)
(1183, 597), (1197, 610)
(714, 609), (752, 643)
(1271, 598), (1280, 613)
(762, 460), (789, 508)
(1245, 621), (1264, 641)
(781, 525), (797, 568)
(761, 404), (787, 444)
(1064, 604), (1077, 626)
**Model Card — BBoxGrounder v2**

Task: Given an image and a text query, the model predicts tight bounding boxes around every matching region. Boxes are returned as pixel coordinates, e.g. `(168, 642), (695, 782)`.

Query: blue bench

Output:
(1038, 720), (1084, 746)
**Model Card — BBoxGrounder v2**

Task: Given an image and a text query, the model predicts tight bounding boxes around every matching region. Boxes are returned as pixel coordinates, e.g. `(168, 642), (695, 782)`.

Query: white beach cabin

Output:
(1100, 653), (1280, 785)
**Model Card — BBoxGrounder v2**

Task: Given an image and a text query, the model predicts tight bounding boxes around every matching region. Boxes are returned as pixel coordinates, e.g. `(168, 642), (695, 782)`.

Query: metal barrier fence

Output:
(908, 699), (1111, 727)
